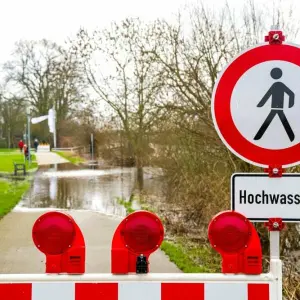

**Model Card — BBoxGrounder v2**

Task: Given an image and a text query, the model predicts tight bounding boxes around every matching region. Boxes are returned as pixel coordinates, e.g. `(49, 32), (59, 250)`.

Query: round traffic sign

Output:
(212, 43), (300, 168)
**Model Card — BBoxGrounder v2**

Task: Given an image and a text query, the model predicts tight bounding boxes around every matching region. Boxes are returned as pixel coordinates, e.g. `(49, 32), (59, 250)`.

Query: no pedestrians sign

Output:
(212, 42), (300, 168)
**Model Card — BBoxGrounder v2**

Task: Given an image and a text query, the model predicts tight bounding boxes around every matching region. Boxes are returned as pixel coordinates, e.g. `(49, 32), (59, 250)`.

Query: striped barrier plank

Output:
(0, 282), (270, 300)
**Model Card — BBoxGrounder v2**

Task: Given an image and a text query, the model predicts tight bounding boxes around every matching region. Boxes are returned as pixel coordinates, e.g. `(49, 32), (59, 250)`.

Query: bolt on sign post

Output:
(32, 211), (86, 274)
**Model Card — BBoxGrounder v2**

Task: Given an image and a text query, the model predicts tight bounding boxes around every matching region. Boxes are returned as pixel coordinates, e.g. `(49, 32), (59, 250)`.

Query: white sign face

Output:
(231, 173), (300, 222)
(231, 61), (300, 150)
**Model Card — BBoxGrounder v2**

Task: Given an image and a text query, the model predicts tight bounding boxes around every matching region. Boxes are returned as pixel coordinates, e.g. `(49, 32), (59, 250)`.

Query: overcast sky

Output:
(0, 0), (299, 66)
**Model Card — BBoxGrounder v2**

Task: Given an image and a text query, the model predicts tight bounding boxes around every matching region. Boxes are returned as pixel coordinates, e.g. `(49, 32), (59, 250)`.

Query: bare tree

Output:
(73, 18), (165, 189)
(0, 94), (26, 148)
(3, 39), (86, 142)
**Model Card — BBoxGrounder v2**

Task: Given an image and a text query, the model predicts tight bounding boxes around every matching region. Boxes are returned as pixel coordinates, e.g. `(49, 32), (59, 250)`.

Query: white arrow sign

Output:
(31, 115), (48, 124)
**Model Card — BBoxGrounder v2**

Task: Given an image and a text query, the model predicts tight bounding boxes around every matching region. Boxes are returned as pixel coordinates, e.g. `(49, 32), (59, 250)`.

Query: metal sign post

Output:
(91, 133), (94, 161)
(265, 218), (284, 299)
(53, 109), (57, 149)
(26, 107), (31, 165)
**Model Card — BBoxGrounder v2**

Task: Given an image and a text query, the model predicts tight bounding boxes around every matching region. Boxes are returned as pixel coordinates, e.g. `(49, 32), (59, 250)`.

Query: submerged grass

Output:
(117, 197), (135, 214)
(54, 151), (85, 165)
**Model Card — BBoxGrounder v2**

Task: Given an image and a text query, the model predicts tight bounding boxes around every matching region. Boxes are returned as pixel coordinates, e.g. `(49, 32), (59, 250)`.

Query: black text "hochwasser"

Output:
(239, 190), (300, 205)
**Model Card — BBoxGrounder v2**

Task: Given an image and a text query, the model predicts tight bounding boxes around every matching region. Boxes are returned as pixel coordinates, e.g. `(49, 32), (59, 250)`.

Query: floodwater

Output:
(17, 163), (165, 217)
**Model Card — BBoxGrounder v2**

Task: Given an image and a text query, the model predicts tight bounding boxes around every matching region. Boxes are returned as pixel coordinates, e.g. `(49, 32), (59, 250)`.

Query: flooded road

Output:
(0, 161), (181, 274)
(17, 163), (165, 217)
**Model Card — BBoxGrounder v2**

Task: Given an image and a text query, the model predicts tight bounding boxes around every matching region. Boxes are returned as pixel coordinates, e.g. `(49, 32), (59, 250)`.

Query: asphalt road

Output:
(0, 209), (180, 274)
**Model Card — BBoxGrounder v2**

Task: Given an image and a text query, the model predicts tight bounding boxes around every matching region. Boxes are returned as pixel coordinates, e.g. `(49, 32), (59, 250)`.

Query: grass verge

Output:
(0, 149), (18, 152)
(160, 240), (219, 273)
(54, 151), (85, 165)
(117, 196), (135, 214)
(0, 179), (30, 218)
(117, 195), (221, 273)
(0, 149), (38, 173)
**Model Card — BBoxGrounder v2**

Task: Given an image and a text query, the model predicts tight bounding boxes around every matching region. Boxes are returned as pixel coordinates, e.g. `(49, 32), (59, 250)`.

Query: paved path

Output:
(0, 209), (180, 274)
(35, 152), (68, 165)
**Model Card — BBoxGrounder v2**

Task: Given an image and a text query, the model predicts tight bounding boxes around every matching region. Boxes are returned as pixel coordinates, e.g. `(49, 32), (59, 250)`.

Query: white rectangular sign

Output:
(231, 173), (300, 222)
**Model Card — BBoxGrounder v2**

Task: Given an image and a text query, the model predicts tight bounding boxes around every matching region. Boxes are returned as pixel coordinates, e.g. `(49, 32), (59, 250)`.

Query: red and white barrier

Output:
(0, 273), (275, 300)
(0, 210), (283, 300)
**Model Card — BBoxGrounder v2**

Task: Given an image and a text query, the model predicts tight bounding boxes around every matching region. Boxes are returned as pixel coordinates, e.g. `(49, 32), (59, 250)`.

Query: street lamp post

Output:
(26, 107), (31, 165)
(23, 124), (26, 141)
(53, 109), (57, 149)
(91, 133), (94, 161)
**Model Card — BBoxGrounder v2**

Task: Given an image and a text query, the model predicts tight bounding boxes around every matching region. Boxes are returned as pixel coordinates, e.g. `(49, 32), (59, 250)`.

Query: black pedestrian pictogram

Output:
(254, 67), (295, 142)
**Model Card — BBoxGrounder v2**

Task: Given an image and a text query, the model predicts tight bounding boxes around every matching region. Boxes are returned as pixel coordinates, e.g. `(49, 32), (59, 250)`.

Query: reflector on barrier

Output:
(32, 211), (85, 274)
(208, 210), (262, 274)
(111, 210), (164, 274)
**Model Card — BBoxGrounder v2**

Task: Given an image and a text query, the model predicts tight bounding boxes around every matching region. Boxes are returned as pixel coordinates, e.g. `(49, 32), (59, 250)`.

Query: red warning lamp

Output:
(111, 210), (164, 274)
(209, 211), (252, 253)
(32, 212), (75, 255)
(122, 213), (163, 253)
(32, 211), (85, 274)
(208, 210), (262, 275)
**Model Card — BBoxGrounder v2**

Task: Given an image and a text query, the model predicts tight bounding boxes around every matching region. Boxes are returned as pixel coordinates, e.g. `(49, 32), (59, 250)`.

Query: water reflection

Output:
(18, 163), (163, 217)
(49, 164), (58, 200)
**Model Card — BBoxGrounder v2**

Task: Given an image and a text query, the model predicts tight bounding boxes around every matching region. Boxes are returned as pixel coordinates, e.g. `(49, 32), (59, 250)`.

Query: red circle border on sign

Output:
(213, 43), (300, 168)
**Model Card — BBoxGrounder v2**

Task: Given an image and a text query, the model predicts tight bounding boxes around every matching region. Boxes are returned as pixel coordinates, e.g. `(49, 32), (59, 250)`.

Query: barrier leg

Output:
(270, 231), (282, 300)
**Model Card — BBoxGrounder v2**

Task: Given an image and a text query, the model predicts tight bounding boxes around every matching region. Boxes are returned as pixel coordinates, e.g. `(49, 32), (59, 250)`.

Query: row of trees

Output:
(0, 39), (87, 147)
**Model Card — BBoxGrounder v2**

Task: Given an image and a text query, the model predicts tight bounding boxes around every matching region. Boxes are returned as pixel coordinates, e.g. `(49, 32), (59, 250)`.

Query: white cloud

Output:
(0, 0), (299, 65)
